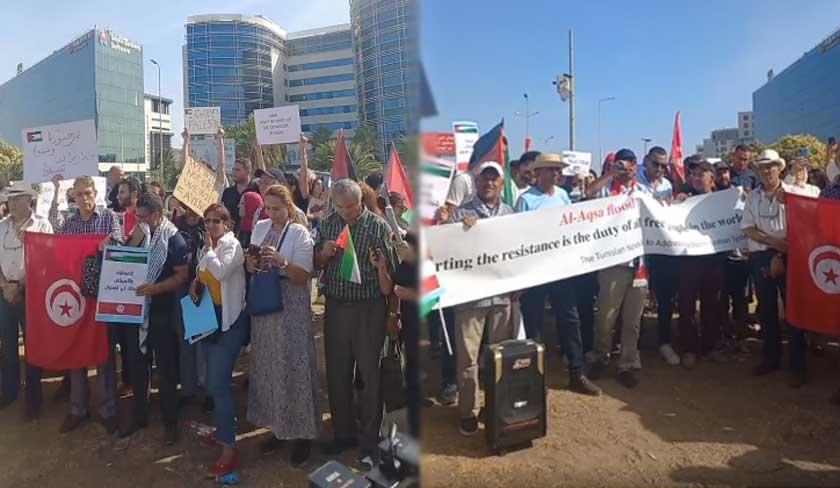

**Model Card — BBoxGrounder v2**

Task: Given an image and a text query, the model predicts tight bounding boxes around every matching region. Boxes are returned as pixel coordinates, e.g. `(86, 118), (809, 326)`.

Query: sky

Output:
(0, 0), (351, 146)
(420, 0), (840, 161)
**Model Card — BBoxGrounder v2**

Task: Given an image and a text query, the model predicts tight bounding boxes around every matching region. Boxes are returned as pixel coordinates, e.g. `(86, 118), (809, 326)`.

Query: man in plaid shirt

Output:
(47, 175), (123, 435)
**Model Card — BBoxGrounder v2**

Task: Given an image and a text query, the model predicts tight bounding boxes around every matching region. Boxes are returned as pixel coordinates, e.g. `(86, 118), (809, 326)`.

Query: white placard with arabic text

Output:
(22, 119), (98, 183)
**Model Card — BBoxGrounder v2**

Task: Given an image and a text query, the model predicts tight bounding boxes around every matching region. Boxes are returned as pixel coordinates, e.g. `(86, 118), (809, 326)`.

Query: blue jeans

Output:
(0, 294), (41, 410)
(520, 278), (585, 376)
(206, 310), (249, 445)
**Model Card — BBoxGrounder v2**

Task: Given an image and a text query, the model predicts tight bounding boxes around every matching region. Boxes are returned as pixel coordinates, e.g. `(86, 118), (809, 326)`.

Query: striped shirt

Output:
(49, 203), (124, 240)
(741, 182), (791, 252)
(315, 209), (398, 302)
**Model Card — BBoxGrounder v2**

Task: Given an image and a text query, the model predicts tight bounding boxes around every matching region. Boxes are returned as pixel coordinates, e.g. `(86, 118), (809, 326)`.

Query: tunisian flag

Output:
(668, 111), (685, 187)
(786, 194), (840, 335)
(25, 232), (109, 370)
(331, 129), (358, 182)
(384, 142), (414, 208)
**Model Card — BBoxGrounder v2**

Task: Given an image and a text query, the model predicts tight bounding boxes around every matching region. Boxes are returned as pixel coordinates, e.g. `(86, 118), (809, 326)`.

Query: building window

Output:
(300, 105), (357, 116)
(288, 57), (354, 72)
(301, 121), (358, 132)
(288, 73), (354, 86)
(288, 89), (355, 102)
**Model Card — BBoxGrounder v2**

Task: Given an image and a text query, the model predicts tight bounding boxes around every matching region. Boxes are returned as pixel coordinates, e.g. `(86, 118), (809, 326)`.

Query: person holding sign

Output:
(189, 204), (248, 478)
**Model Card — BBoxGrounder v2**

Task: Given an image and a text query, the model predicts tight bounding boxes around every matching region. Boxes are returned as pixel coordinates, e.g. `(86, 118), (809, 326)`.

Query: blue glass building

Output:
(0, 29), (146, 172)
(753, 28), (840, 144)
(184, 14), (286, 127)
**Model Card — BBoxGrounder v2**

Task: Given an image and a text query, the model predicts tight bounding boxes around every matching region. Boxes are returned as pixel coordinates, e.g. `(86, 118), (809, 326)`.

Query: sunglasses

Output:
(650, 162), (668, 169)
(203, 218), (223, 225)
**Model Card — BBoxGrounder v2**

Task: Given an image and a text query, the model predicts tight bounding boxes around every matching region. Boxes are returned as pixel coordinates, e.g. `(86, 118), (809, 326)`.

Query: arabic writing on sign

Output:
(22, 119), (98, 184)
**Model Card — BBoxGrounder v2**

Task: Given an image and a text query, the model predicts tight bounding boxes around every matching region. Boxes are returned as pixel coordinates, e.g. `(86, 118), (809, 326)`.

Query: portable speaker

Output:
(308, 460), (371, 488)
(483, 339), (547, 453)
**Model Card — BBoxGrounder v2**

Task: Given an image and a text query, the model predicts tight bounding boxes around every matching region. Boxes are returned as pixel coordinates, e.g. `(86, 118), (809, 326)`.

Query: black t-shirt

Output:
(107, 185), (123, 212)
(221, 181), (258, 231)
(152, 233), (188, 306)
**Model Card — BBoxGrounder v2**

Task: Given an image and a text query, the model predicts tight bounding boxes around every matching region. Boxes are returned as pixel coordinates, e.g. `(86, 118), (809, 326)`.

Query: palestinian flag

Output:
(336, 225), (361, 284)
(331, 129), (358, 182)
(468, 120), (514, 206)
(26, 131), (43, 143)
(420, 258), (444, 316)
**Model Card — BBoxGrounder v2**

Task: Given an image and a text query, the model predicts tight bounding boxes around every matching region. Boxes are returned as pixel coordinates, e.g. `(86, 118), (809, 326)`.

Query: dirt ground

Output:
(421, 311), (840, 487)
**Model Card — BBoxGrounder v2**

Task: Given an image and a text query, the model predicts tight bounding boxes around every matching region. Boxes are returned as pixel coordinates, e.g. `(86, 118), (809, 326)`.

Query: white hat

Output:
(477, 161), (504, 177)
(755, 149), (786, 171)
(5, 181), (36, 198)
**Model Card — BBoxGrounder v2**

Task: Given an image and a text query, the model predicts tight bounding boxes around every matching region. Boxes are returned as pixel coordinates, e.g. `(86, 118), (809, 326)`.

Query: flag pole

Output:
(437, 307), (453, 356)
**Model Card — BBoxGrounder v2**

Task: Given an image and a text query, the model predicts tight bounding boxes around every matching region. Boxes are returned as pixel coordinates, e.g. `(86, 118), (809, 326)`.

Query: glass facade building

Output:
(185, 15), (286, 127)
(0, 29), (146, 172)
(351, 0), (411, 158)
(753, 28), (840, 143)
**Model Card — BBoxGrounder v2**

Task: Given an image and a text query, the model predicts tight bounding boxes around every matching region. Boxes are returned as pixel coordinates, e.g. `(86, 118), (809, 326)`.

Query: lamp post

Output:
(149, 59), (162, 182)
(642, 137), (652, 156)
(597, 96), (615, 165)
(515, 93), (540, 152)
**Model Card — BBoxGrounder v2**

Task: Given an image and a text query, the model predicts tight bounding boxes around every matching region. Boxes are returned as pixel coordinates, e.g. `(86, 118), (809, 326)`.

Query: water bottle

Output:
(215, 471), (240, 485)
(186, 420), (215, 438)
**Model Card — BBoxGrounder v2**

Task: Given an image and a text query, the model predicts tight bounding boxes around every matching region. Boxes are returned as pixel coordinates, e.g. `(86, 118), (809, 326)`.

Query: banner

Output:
(453, 121), (479, 172)
(426, 189), (746, 308)
(173, 156), (220, 215)
(419, 154), (456, 224)
(35, 176), (107, 219)
(254, 105), (301, 145)
(96, 245), (149, 324)
(24, 232), (109, 370)
(185, 107), (221, 135)
(22, 119), (98, 183)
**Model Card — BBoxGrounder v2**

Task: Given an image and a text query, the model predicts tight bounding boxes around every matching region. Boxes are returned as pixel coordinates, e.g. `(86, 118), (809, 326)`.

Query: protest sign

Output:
(419, 154), (456, 224)
(185, 107), (221, 135)
(421, 132), (456, 158)
(425, 189), (746, 308)
(35, 176), (107, 219)
(453, 121), (479, 172)
(188, 135), (236, 170)
(96, 245), (149, 324)
(562, 151), (592, 176)
(22, 119), (98, 183)
(173, 156), (219, 214)
(254, 105), (301, 145)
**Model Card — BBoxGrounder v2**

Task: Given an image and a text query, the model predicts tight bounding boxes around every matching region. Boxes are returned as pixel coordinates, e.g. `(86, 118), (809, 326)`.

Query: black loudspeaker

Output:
(308, 460), (371, 488)
(484, 339), (547, 453)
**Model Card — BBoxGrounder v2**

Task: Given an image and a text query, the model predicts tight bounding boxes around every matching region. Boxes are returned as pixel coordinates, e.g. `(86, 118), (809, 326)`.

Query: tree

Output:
(309, 125), (336, 172)
(769, 134), (826, 169)
(0, 140), (23, 185)
(308, 124), (384, 178)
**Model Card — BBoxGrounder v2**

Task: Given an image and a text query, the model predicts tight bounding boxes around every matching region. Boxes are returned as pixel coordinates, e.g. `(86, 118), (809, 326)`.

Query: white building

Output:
(144, 94), (173, 172)
(696, 112), (755, 158)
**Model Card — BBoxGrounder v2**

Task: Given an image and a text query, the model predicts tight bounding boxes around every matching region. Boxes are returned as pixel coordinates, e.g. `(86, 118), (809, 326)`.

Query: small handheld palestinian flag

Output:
(633, 256), (648, 288)
(336, 225), (361, 284)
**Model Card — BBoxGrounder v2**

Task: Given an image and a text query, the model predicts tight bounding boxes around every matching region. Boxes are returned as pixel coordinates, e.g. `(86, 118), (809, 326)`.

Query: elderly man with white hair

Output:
(314, 178), (399, 468)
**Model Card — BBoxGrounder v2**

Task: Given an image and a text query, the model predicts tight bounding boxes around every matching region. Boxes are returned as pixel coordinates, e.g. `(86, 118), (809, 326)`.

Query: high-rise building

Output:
(286, 25), (359, 136)
(0, 29), (146, 173)
(351, 0), (411, 158)
(753, 27), (840, 143)
(184, 14), (286, 127)
(144, 94), (173, 170)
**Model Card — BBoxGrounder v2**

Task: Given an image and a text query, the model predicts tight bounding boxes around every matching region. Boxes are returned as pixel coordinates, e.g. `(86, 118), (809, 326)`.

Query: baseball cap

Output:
(477, 161), (504, 177)
(614, 148), (637, 162)
(255, 167), (285, 181)
(692, 160), (715, 173)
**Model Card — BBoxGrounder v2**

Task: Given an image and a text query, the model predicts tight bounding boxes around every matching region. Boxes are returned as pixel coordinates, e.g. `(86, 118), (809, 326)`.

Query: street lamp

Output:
(515, 93), (540, 152)
(544, 135), (556, 145)
(642, 137), (652, 156)
(597, 96), (615, 165)
(149, 59), (162, 182)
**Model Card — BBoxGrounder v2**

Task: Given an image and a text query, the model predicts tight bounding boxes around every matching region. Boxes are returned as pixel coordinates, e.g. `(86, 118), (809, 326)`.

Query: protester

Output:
(245, 184), (320, 466)
(516, 152), (601, 396)
(820, 172), (840, 199)
(741, 149), (807, 387)
(220, 150), (258, 237)
(585, 149), (651, 388)
(190, 203), (248, 477)
(106, 165), (124, 211)
(306, 176), (329, 228)
(120, 192), (189, 444)
(364, 172), (384, 193)
(729, 144), (758, 189)
(446, 161), (515, 435)
(238, 191), (264, 247)
(315, 179), (398, 467)
(393, 231), (420, 438)
(675, 161), (728, 368)
(808, 168), (829, 190)
(784, 158), (820, 197)
(825, 136), (839, 183)
(252, 167), (307, 230)
(360, 181), (384, 218)
(0, 182), (52, 420)
(147, 180), (166, 200)
(117, 177), (141, 240)
(48, 175), (124, 434)
(510, 156), (535, 201)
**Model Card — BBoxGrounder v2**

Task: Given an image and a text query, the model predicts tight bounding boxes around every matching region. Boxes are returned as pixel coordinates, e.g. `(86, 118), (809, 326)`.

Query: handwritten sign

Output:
(562, 150), (592, 176)
(96, 245), (149, 324)
(22, 119), (98, 183)
(254, 105), (301, 145)
(35, 176), (107, 219)
(188, 136), (236, 171)
(173, 156), (219, 214)
(185, 107), (221, 135)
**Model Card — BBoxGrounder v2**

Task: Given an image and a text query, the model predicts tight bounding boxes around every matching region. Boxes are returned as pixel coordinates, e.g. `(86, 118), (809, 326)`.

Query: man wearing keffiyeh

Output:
(119, 192), (189, 445)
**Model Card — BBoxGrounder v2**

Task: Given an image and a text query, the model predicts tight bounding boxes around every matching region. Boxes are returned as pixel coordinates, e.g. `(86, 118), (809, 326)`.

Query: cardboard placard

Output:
(185, 107), (221, 135)
(173, 156), (219, 214)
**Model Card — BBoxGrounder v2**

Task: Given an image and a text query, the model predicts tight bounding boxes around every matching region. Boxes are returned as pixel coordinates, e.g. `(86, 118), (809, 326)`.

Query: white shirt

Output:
(445, 171), (475, 206)
(252, 219), (314, 275)
(785, 181), (821, 198)
(0, 213), (53, 282)
(741, 182), (792, 252)
(197, 231), (246, 332)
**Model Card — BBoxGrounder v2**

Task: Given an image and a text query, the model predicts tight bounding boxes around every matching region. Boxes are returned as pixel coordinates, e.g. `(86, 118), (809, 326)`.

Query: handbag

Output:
(81, 251), (104, 297)
(246, 223), (291, 317)
(381, 335), (407, 413)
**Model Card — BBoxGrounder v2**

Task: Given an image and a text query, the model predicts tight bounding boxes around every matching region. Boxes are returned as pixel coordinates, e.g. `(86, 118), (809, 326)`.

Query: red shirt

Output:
(123, 209), (137, 236)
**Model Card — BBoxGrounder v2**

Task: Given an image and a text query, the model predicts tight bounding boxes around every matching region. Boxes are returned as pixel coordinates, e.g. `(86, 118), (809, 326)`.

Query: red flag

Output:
(786, 194), (840, 335)
(668, 111), (685, 187)
(331, 129), (358, 182)
(384, 143), (414, 208)
(25, 232), (109, 370)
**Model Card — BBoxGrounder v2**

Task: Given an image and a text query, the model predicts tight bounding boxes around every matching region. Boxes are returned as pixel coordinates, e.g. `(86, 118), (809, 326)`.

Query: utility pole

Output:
(569, 29), (575, 150)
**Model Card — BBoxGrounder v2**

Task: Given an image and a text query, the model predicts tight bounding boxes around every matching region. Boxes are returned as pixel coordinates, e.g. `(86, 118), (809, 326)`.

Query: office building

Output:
(0, 29), (146, 173)
(695, 112), (755, 158)
(184, 14), (286, 127)
(753, 27), (840, 143)
(351, 0), (411, 158)
(144, 94), (173, 171)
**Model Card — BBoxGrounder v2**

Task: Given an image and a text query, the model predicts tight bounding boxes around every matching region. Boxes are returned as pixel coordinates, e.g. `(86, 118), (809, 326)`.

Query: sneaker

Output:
(321, 437), (359, 456)
(59, 413), (89, 434)
(260, 435), (286, 455)
(616, 370), (639, 389)
(659, 344), (680, 366)
(289, 439), (312, 467)
(753, 362), (780, 376)
(437, 384), (457, 406)
(568, 375), (602, 396)
(682, 353), (697, 370)
(458, 416), (479, 436)
(587, 361), (608, 381)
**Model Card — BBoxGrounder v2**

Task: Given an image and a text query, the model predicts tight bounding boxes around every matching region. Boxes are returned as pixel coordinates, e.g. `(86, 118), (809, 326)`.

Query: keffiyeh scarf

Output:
(137, 218), (179, 353)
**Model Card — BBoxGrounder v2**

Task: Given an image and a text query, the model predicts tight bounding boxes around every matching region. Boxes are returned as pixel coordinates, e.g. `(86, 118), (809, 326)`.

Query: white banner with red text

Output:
(426, 189), (747, 308)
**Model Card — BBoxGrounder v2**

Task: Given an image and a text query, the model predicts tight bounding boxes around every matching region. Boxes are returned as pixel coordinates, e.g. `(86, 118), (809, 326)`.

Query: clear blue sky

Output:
(0, 0), (350, 146)
(421, 0), (840, 160)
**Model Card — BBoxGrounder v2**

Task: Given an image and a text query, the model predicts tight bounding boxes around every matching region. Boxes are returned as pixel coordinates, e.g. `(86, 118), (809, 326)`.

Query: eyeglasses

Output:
(203, 218), (223, 225)
(651, 162), (668, 169)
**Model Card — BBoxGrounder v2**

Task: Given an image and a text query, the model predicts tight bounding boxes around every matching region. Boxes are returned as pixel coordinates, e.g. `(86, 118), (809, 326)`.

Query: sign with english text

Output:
(185, 107), (221, 135)
(254, 105), (301, 145)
